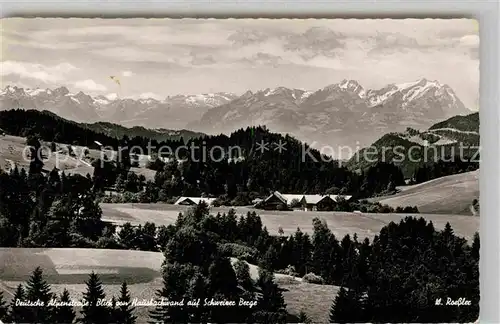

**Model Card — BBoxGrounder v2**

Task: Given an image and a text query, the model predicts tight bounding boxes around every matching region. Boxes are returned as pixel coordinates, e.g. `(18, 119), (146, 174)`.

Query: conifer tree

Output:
(297, 310), (312, 324)
(471, 232), (480, 261)
(207, 256), (242, 322)
(186, 271), (209, 323)
(148, 262), (190, 323)
(24, 266), (55, 323)
(234, 259), (254, 291)
(259, 245), (278, 271)
(8, 284), (28, 323)
(53, 289), (76, 324)
(0, 291), (8, 321)
(311, 218), (336, 280)
(115, 282), (136, 324)
(79, 272), (109, 324)
(27, 135), (44, 175)
(329, 287), (357, 323)
(252, 268), (287, 324)
(117, 222), (135, 249)
(109, 297), (118, 324)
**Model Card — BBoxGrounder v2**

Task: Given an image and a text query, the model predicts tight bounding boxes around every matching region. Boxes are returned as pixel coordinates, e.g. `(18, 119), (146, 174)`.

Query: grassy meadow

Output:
(101, 203), (479, 241)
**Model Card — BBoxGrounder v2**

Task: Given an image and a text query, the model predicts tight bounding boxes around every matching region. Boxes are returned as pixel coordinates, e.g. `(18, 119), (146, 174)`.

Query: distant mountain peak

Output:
(241, 90), (254, 98)
(53, 86), (70, 96)
(339, 79), (366, 97)
(395, 78), (441, 90)
(321, 79), (366, 98)
(2, 85), (25, 96)
(260, 87), (294, 97)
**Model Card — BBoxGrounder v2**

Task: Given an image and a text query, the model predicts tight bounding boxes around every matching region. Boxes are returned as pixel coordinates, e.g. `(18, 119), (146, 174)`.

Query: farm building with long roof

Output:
(256, 191), (352, 211)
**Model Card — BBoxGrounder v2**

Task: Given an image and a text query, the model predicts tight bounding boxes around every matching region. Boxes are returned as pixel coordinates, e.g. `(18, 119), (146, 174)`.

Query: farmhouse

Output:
(174, 197), (217, 206)
(256, 191), (352, 211)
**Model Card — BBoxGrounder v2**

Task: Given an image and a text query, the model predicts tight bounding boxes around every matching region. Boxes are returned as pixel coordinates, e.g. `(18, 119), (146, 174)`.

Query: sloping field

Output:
(0, 248), (337, 323)
(0, 135), (94, 175)
(374, 170), (479, 215)
(0, 134), (157, 180)
(101, 203), (479, 241)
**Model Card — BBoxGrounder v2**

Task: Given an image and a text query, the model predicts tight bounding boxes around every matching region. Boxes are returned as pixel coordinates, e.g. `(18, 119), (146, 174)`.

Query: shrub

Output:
(302, 272), (324, 284)
(218, 242), (259, 263)
(231, 194), (252, 206)
(95, 236), (123, 249)
(282, 265), (298, 277)
(403, 206), (419, 213)
(214, 195), (230, 207)
(69, 233), (96, 248)
(379, 204), (394, 213)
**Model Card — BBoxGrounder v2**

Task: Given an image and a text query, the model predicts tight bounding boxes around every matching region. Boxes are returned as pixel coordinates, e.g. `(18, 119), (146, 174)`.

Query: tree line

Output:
(0, 157), (413, 251)
(411, 158), (478, 184)
(0, 268), (136, 324)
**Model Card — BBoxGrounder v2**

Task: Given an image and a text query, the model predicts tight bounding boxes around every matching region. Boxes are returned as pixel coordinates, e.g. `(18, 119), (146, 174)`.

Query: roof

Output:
(174, 197), (217, 205)
(302, 194), (331, 204)
(331, 195), (353, 201)
(281, 194), (305, 202)
(262, 191), (353, 205)
(262, 191), (287, 205)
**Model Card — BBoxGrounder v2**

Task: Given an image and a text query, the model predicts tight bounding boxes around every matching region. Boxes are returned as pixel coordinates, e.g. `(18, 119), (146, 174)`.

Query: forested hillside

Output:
(0, 109), (405, 199)
(348, 112), (480, 181)
(429, 112), (479, 132)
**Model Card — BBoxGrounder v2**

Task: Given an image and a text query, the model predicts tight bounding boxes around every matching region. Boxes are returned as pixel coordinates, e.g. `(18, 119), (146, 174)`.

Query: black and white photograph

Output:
(0, 18), (480, 323)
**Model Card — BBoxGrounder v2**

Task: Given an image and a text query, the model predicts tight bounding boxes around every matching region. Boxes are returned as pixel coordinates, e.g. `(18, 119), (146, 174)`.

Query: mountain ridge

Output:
(1, 79), (472, 150)
(0, 85), (238, 130)
(347, 112), (480, 178)
(189, 78), (472, 150)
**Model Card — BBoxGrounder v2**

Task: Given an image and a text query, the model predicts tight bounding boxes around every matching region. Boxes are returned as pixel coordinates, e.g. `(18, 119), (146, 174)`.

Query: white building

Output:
(257, 191), (352, 211)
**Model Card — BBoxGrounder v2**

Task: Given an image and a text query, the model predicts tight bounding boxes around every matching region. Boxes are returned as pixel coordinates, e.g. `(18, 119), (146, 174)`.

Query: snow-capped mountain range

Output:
(188, 78), (471, 149)
(0, 85), (238, 130)
(0, 78), (471, 149)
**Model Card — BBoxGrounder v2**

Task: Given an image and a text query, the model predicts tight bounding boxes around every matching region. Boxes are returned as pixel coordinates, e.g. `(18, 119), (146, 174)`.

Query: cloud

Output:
(74, 79), (107, 92)
(228, 29), (270, 46)
(368, 32), (424, 55)
(241, 52), (283, 67)
(90, 46), (185, 64)
(0, 61), (78, 83)
(122, 70), (134, 77)
(283, 27), (345, 58)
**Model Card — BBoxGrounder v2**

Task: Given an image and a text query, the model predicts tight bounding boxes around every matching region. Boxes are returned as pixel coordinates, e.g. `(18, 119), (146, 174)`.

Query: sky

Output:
(0, 18), (479, 110)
